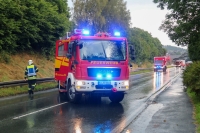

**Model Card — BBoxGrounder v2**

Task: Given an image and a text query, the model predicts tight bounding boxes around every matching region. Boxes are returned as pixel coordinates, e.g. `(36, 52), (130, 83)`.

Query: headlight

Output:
(77, 81), (85, 86)
(124, 81), (129, 86)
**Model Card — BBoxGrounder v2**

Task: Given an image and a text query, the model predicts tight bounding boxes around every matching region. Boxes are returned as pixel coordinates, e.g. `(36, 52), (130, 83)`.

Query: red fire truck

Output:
(55, 29), (133, 103)
(175, 60), (185, 68)
(154, 56), (169, 72)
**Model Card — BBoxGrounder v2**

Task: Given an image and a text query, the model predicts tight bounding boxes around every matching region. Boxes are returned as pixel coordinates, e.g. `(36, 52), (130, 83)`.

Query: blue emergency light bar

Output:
(83, 30), (90, 35)
(74, 29), (90, 35)
(74, 29), (120, 37)
(114, 32), (120, 37)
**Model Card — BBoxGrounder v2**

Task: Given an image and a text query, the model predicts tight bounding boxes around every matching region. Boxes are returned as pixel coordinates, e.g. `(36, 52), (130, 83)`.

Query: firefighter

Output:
(24, 60), (39, 95)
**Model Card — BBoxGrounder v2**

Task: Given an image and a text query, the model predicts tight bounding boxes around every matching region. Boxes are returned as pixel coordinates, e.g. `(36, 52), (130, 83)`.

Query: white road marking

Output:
(13, 102), (68, 120)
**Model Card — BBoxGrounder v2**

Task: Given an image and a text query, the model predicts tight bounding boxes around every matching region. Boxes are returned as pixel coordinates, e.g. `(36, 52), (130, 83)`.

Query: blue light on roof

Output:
(114, 32), (120, 36)
(83, 30), (90, 35)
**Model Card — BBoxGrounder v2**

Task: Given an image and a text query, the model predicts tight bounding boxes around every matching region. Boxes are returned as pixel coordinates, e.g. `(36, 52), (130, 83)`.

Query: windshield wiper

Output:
(101, 43), (107, 59)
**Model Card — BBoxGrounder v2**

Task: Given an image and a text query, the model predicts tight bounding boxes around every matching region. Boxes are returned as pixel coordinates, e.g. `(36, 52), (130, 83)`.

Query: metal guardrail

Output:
(130, 68), (153, 72)
(0, 78), (55, 88)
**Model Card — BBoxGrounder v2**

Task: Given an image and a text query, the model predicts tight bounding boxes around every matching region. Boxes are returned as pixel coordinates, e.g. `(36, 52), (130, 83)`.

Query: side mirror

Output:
(129, 46), (134, 54)
(66, 53), (72, 59)
(129, 45), (135, 60)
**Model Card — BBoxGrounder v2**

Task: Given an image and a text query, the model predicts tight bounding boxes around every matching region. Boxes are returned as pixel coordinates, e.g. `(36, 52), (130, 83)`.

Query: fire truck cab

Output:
(55, 29), (132, 103)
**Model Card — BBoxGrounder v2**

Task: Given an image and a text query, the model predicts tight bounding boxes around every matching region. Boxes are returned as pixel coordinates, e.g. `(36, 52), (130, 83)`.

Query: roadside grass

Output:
(187, 88), (200, 133)
(0, 82), (57, 98)
(0, 53), (54, 82)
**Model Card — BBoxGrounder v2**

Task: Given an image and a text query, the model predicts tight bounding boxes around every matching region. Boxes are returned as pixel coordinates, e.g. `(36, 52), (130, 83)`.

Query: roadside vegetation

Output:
(187, 88), (200, 133)
(0, 82), (57, 98)
(0, 53), (57, 98)
(183, 62), (200, 132)
(154, 1), (200, 132)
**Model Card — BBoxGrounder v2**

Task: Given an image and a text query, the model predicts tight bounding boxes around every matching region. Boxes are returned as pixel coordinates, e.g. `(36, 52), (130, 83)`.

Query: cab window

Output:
(58, 44), (64, 56)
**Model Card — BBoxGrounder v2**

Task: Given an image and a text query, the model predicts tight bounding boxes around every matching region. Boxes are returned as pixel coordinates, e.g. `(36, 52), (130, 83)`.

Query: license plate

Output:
(98, 81), (111, 85)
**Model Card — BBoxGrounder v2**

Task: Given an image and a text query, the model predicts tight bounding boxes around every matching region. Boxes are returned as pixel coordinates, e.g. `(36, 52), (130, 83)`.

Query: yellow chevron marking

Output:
(64, 58), (69, 62)
(62, 61), (69, 66)
(55, 59), (62, 68)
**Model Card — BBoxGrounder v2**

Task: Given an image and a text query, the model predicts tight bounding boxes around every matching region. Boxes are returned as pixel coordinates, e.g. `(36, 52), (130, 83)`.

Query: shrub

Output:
(0, 51), (11, 63)
(183, 61), (200, 95)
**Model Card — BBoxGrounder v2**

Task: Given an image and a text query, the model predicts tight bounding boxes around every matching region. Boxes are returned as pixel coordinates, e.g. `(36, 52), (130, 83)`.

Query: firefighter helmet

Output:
(28, 60), (33, 65)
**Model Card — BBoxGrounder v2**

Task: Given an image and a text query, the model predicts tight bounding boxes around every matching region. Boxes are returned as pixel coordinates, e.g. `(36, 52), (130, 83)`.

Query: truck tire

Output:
(67, 80), (82, 103)
(109, 92), (124, 103)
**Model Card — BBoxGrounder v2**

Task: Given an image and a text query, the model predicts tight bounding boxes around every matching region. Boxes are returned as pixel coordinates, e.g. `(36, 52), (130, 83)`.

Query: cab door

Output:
(55, 40), (70, 81)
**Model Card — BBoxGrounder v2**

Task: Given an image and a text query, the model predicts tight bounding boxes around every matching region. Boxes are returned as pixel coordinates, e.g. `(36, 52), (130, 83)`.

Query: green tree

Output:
(71, 0), (131, 36)
(128, 28), (166, 63)
(0, 0), (71, 58)
(0, 0), (21, 53)
(153, 0), (200, 61)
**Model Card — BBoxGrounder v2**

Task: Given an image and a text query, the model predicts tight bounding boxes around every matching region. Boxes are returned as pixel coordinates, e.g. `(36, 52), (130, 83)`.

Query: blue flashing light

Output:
(97, 74), (102, 79)
(114, 32), (120, 37)
(83, 30), (90, 35)
(106, 74), (112, 79)
(74, 29), (90, 35)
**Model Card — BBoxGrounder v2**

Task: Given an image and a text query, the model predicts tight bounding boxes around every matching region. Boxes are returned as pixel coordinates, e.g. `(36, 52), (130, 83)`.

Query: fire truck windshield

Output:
(155, 60), (163, 65)
(79, 40), (126, 61)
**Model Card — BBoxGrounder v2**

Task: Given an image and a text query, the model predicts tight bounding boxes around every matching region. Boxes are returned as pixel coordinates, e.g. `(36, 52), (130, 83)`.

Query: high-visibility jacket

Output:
(24, 64), (39, 80)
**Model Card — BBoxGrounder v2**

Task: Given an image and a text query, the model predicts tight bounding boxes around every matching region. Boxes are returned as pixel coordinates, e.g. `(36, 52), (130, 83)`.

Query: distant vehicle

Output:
(175, 60), (185, 68)
(186, 61), (193, 67)
(154, 56), (169, 72)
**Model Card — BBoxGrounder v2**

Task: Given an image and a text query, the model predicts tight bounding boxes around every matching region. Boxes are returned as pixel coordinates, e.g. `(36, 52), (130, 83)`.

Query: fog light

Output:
(77, 86), (80, 89)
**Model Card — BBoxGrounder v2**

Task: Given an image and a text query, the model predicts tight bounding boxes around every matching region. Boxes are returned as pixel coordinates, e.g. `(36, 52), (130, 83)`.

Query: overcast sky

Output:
(68, 0), (186, 48)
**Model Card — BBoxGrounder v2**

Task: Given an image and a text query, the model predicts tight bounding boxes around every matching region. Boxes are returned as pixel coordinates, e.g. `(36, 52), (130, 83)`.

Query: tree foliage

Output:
(128, 28), (166, 63)
(0, 0), (71, 57)
(153, 0), (200, 61)
(71, 0), (131, 36)
(183, 61), (200, 95)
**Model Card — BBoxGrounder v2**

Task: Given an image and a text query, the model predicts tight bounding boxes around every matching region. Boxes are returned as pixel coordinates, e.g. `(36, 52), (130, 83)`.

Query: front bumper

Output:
(74, 80), (129, 92)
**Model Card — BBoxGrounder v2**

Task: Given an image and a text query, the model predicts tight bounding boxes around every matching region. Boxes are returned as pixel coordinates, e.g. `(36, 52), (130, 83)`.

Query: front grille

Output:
(87, 68), (121, 77)
(95, 85), (113, 89)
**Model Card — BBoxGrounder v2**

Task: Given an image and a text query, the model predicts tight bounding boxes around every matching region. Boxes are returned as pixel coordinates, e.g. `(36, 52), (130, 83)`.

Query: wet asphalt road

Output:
(0, 68), (181, 133)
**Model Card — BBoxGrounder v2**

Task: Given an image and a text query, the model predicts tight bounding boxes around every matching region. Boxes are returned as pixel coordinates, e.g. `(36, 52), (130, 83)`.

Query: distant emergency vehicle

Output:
(175, 60), (185, 67)
(154, 56), (170, 72)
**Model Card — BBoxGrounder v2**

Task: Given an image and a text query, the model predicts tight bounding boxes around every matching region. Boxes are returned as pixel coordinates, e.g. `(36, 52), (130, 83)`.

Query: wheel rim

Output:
(69, 85), (75, 100)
